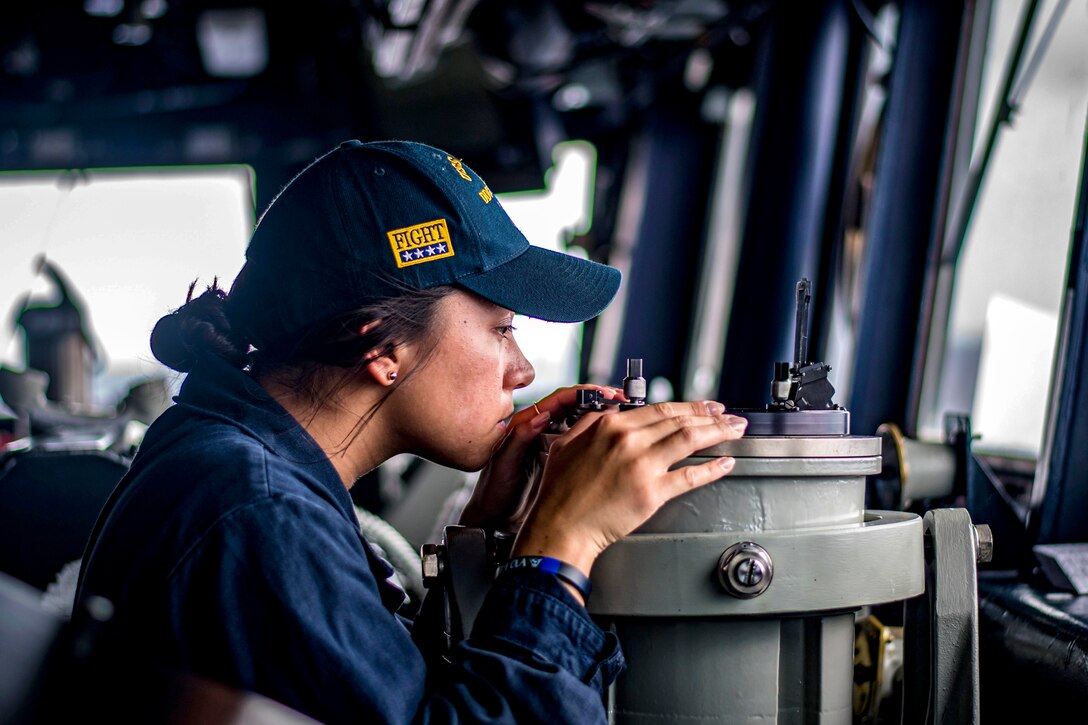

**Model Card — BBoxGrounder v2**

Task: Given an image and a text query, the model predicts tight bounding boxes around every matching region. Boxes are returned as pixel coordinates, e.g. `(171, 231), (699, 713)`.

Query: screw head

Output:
(736, 557), (765, 587)
(717, 541), (773, 598)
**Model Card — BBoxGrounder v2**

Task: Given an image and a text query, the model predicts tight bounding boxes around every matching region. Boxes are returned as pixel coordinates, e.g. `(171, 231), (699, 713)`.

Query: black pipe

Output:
(847, 0), (969, 436)
(606, 88), (720, 389)
(718, 0), (867, 408)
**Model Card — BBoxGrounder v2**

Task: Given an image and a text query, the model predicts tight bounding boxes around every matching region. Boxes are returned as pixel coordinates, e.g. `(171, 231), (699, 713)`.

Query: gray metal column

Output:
(590, 437), (924, 725)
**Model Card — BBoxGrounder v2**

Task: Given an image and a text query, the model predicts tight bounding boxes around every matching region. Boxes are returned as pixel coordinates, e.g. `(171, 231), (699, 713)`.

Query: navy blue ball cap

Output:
(458, 244), (620, 324)
(227, 139), (620, 352)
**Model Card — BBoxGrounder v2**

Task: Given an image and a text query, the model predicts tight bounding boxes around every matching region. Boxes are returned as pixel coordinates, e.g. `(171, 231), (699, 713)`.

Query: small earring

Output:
(387, 371), (398, 381)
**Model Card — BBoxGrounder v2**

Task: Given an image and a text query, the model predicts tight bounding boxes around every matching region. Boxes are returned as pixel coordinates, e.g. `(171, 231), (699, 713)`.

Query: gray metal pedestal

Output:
(589, 436), (924, 725)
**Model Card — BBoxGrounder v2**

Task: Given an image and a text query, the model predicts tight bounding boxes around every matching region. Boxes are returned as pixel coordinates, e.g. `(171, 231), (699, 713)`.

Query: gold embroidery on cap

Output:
(447, 156), (472, 182)
(446, 155), (492, 204)
(387, 218), (455, 269)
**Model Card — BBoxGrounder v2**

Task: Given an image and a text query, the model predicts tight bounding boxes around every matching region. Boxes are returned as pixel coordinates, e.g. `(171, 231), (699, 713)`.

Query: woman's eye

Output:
(497, 324), (517, 339)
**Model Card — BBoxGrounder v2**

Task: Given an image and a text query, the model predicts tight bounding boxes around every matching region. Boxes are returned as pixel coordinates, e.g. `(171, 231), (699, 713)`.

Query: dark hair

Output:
(249, 286), (455, 437)
(151, 279), (455, 447)
(150, 280), (247, 373)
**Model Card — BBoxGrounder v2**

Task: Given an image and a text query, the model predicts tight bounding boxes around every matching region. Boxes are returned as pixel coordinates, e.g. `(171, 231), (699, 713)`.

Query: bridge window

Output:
(0, 166), (253, 407)
(920, 2), (1088, 458)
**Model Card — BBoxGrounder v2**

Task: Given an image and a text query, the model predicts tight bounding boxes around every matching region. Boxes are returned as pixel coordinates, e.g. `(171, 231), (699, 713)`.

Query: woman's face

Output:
(392, 290), (535, 470)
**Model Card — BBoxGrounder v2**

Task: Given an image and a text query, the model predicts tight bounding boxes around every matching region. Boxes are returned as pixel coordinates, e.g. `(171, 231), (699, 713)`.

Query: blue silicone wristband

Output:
(503, 556), (592, 602)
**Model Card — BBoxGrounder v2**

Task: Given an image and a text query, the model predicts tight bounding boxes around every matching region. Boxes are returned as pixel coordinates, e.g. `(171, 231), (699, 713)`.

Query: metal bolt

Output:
(717, 542), (773, 598)
(974, 524), (993, 563)
(736, 557), (765, 587)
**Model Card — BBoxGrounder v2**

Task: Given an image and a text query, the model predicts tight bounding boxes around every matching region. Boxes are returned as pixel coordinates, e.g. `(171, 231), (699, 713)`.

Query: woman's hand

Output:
(459, 385), (624, 531)
(511, 401), (747, 585)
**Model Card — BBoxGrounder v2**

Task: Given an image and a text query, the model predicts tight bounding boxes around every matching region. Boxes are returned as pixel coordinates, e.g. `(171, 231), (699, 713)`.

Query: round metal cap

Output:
(717, 541), (774, 598)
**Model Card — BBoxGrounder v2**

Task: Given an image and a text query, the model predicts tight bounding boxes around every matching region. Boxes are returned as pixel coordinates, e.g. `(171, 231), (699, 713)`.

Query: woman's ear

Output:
(358, 320), (399, 387)
(364, 354), (399, 387)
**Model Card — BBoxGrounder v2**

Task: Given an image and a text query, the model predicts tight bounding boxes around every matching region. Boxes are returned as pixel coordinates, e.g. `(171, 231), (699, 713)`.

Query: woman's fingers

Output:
(661, 456), (737, 498)
(460, 409), (551, 528)
(605, 399), (725, 422)
(581, 399), (728, 433)
(637, 411), (745, 441)
(511, 398), (748, 576)
(515, 384), (625, 424)
(561, 400), (739, 445)
(466, 385), (630, 528)
(491, 409), (551, 470)
(642, 413), (747, 458)
(548, 400), (739, 460)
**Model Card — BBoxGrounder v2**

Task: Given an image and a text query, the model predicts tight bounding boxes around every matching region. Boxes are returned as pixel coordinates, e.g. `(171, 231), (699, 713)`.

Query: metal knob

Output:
(973, 524), (993, 563)
(717, 542), (774, 598)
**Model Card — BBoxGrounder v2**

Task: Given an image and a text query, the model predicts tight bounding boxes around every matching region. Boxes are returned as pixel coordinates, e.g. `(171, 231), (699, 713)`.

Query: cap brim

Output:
(456, 246), (621, 323)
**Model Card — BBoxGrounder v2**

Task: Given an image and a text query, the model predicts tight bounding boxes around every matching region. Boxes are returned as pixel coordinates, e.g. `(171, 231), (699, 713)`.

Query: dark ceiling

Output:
(1, 1), (768, 202)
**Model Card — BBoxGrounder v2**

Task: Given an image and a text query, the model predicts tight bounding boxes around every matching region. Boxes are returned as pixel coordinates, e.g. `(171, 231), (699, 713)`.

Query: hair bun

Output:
(150, 312), (197, 372)
(150, 282), (248, 373)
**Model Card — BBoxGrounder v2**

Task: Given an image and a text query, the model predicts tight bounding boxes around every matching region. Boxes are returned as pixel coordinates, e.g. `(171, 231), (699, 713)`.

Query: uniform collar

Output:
(174, 354), (358, 525)
(176, 356), (408, 613)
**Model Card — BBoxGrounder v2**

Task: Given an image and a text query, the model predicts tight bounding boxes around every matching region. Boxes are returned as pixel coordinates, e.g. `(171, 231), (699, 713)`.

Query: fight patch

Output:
(387, 218), (455, 268)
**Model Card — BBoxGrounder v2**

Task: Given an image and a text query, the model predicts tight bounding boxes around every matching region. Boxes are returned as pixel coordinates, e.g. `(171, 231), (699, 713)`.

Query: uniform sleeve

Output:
(169, 492), (623, 724)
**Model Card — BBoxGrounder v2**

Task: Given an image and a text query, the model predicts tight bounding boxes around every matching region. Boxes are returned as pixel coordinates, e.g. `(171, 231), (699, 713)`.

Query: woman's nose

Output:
(508, 345), (535, 390)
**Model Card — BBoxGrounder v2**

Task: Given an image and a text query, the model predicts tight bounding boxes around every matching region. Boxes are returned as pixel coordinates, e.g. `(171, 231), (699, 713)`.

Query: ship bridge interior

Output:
(2, 1), (1087, 723)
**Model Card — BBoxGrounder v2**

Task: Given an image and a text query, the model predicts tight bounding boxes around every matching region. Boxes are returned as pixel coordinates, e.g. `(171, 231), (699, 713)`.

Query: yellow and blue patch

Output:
(387, 218), (455, 268)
